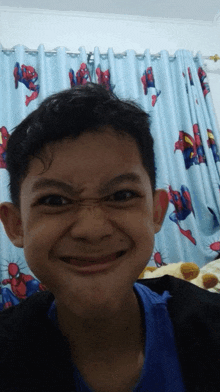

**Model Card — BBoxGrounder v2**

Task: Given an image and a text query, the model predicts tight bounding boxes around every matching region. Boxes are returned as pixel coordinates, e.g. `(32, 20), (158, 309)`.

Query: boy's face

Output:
(0, 127), (168, 317)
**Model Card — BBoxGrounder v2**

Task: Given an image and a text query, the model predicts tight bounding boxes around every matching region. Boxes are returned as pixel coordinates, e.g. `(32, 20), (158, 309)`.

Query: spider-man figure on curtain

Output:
(192, 124), (206, 164)
(13, 62), (39, 106)
(0, 126), (10, 169)
(141, 67), (161, 106)
(0, 261), (46, 311)
(198, 67), (210, 98)
(207, 129), (220, 163)
(174, 124), (206, 169)
(168, 185), (196, 245)
(96, 65), (114, 91)
(69, 63), (91, 87)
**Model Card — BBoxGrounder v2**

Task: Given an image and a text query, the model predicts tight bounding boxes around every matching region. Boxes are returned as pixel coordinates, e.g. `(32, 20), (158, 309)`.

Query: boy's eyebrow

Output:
(31, 173), (143, 196)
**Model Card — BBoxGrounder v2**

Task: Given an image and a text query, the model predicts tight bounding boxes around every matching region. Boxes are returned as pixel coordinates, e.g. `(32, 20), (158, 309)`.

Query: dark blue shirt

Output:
(47, 282), (185, 391)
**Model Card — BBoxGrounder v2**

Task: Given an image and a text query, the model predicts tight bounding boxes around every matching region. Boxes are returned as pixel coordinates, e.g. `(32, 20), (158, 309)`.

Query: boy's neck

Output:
(56, 290), (144, 360)
(55, 290), (145, 392)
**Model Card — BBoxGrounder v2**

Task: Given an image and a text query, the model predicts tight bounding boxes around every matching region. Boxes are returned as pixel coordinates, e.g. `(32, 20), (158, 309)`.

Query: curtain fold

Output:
(0, 45), (219, 309)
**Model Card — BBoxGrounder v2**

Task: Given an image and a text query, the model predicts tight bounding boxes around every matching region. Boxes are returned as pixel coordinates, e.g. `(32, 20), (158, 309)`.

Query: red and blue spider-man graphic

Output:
(152, 250), (167, 268)
(69, 63), (114, 91)
(175, 124), (219, 168)
(207, 129), (220, 162)
(193, 124), (206, 164)
(96, 65), (115, 91)
(183, 66), (210, 100)
(198, 67), (210, 98)
(168, 185), (196, 245)
(0, 260), (46, 310)
(182, 67), (195, 94)
(188, 67), (194, 86)
(69, 63), (91, 87)
(0, 126), (10, 169)
(174, 124), (206, 169)
(210, 241), (220, 254)
(141, 67), (161, 106)
(13, 62), (39, 106)
(174, 130), (199, 169)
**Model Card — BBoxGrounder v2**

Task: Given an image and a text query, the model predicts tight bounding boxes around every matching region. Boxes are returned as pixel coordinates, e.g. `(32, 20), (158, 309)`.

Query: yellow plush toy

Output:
(138, 261), (219, 290)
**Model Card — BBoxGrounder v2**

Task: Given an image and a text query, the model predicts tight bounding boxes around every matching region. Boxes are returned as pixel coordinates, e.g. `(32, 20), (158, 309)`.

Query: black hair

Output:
(5, 82), (156, 209)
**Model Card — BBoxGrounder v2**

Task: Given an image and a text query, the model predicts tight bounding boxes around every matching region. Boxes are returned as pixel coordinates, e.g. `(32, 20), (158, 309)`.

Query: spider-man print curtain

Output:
(0, 45), (220, 309)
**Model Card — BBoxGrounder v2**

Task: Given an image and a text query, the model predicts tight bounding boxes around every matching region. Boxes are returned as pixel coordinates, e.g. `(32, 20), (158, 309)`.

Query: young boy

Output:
(0, 83), (219, 392)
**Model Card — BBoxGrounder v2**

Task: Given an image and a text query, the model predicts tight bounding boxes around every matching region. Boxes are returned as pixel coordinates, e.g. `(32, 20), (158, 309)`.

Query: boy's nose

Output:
(76, 200), (109, 222)
(78, 198), (101, 206)
(69, 200), (114, 239)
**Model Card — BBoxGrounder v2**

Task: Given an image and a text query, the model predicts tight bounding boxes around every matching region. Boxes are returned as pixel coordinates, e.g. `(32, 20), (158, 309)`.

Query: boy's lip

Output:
(61, 250), (126, 263)
(60, 250), (126, 273)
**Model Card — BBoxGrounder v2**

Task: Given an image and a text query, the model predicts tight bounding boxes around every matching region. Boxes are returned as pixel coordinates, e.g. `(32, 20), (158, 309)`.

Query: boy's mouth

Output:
(61, 250), (126, 268)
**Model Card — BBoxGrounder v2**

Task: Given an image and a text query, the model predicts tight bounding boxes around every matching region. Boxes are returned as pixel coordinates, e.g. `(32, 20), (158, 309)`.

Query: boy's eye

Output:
(37, 195), (69, 206)
(108, 190), (139, 202)
(37, 190), (140, 207)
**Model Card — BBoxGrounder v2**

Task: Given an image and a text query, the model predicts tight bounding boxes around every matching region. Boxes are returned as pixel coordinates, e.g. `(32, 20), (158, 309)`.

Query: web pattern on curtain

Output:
(0, 45), (219, 309)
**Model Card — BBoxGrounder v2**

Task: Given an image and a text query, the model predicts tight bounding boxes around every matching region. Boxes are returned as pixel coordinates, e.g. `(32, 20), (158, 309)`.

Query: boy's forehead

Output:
(22, 129), (151, 195)
(29, 172), (146, 198)
(29, 130), (143, 172)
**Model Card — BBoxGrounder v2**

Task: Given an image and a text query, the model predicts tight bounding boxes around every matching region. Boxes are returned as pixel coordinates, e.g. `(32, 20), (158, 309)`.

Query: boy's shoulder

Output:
(0, 290), (54, 318)
(1, 275), (220, 321)
(139, 275), (220, 344)
(0, 290), (55, 346)
(1, 276), (220, 339)
(0, 291), (76, 391)
(138, 273), (220, 299)
(138, 274), (220, 309)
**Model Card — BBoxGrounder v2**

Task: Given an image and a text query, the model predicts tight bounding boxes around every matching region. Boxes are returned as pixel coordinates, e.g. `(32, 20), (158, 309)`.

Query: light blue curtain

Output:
(0, 45), (220, 309)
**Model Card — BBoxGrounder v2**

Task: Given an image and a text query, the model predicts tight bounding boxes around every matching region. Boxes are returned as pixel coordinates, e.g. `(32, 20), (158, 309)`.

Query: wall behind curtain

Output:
(0, 6), (220, 129)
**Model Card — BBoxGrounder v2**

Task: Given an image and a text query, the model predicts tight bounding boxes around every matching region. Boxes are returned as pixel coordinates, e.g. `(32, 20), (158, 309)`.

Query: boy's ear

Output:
(0, 202), (24, 248)
(153, 189), (169, 234)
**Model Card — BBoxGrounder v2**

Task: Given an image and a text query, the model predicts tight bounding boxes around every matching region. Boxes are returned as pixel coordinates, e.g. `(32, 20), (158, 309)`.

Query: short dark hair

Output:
(5, 82), (156, 209)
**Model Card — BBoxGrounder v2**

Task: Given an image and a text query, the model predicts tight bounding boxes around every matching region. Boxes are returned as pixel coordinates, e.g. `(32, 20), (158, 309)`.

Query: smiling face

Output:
(0, 127), (168, 318)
